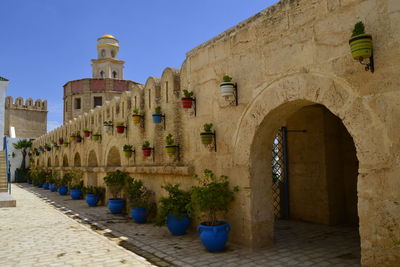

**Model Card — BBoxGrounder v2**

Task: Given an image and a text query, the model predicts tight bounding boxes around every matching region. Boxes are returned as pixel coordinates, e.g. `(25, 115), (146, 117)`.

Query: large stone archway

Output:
(106, 146), (121, 167)
(232, 73), (392, 263)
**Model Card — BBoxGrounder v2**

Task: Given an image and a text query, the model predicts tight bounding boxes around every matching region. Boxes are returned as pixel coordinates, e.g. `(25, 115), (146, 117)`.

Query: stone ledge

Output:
(0, 192), (16, 208)
(46, 165), (194, 176)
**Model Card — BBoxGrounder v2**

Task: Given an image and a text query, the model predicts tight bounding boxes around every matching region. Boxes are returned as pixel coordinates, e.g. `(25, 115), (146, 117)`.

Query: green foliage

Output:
(222, 75), (232, 82)
(116, 121), (125, 126)
(190, 169), (239, 226)
(142, 141), (150, 148)
(58, 137), (64, 142)
(125, 178), (153, 209)
(60, 171), (74, 186)
(165, 134), (175, 146)
(123, 144), (133, 151)
(103, 170), (130, 199)
(82, 186), (106, 203)
(182, 89), (194, 98)
(83, 128), (89, 132)
(203, 123), (213, 133)
(132, 108), (140, 114)
(69, 180), (83, 190)
(154, 106), (162, 114)
(103, 121), (113, 126)
(13, 139), (32, 151)
(352, 21), (365, 37)
(71, 132), (77, 137)
(154, 184), (191, 226)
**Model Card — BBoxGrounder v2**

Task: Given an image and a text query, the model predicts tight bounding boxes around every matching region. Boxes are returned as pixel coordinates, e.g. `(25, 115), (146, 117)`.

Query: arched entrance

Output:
(62, 154), (69, 167)
(74, 153), (81, 167)
(106, 147), (121, 167)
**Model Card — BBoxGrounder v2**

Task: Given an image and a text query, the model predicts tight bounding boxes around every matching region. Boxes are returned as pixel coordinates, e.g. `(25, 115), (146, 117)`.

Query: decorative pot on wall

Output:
(349, 34), (372, 60)
(142, 147), (152, 157)
(116, 126), (125, 134)
(181, 97), (194, 109)
(220, 82), (235, 98)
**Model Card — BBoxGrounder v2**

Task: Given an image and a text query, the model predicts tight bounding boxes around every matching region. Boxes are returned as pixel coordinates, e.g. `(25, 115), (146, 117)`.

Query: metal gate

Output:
(272, 127), (289, 220)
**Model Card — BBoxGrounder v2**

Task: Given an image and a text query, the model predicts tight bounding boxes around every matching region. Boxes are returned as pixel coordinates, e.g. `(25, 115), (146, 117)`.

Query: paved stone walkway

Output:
(15, 184), (360, 266)
(0, 185), (154, 267)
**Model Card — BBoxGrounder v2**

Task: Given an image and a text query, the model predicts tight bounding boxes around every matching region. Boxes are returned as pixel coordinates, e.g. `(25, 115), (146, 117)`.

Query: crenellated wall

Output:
(32, 0), (400, 265)
(5, 96), (47, 138)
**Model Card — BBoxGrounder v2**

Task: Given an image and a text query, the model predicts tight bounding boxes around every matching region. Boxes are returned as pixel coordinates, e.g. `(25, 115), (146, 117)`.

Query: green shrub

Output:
(352, 21), (365, 37)
(103, 170), (130, 199)
(125, 178), (153, 209)
(203, 123), (213, 133)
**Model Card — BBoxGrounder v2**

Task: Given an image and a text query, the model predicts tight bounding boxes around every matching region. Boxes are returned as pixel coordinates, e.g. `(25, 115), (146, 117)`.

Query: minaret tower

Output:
(91, 34), (125, 79)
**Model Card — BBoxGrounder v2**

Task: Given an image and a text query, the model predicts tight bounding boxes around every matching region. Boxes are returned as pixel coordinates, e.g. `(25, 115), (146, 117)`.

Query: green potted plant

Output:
(82, 186), (106, 207)
(152, 106), (163, 123)
(165, 134), (178, 156)
(142, 141), (152, 157)
(181, 89), (195, 109)
(70, 132), (77, 142)
(132, 108), (142, 125)
(44, 143), (51, 152)
(115, 121), (126, 134)
(220, 75), (235, 98)
(191, 169), (239, 252)
(200, 123), (214, 145)
(349, 21), (372, 60)
(58, 172), (72, 195)
(75, 132), (82, 143)
(83, 128), (91, 137)
(92, 133), (101, 141)
(125, 178), (153, 223)
(123, 144), (134, 158)
(103, 121), (113, 131)
(103, 170), (130, 214)
(154, 184), (192, 235)
(68, 170), (84, 200)
(63, 141), (70, 147)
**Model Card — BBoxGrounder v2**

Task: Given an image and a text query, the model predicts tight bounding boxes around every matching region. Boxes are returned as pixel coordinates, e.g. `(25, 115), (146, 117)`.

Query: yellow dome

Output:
(99, 34), (118, 41)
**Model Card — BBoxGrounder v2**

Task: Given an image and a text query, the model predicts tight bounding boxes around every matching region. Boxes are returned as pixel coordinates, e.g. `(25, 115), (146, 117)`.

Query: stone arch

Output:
(74, 152), (81, 167)
(232, 73), (390, 248)
(87, 150), (98, 167)
(62, 154), (69, 167)
(54, 155), (59, 167)
(106, 146), (121, 167)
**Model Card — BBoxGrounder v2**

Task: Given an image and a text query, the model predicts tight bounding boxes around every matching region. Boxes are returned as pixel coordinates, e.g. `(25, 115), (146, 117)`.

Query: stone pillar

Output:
(0, 77), (9, 150)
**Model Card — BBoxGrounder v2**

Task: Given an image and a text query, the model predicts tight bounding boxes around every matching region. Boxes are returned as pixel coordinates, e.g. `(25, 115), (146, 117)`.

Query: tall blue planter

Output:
(131, 207), (147, 223)
(167, 214), (191, 236)
(58, 186), (68, 195)
(70, 189), (82, 200)
(108, 198), (125, 214)
(197, 221), (231, 252)
(86, 194), (99, 207)
(152, 114), (162, 123)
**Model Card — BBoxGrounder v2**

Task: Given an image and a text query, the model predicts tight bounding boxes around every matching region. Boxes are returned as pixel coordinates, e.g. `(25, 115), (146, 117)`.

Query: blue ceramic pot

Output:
(152, 114), (162, 123)
(108, 198), (125, 214)
(167, 214), (191, 236)
(58, 186), (68, 195)
(70, 189), (82, 200)
(86, 194), (99, 207)
(197, 221), (231, 252)
(131, 207), (147, 223)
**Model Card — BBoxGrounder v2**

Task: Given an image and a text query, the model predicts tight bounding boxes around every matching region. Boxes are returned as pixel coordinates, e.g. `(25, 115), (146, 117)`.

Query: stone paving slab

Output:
(19, 184), (361, 266)
(0, 184), (155, 266)
(0, 192), (16, 207)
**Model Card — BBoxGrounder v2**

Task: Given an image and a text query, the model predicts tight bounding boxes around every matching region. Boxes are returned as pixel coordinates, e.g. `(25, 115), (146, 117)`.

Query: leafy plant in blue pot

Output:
(104, 170), (129, 214)
(125, 178), (153, 224)
(83, 186), (105, 207)
(58, 172), (72, 196)
(191, 169), (239, 252)
(154, 184), (192, 236)
(69, 170), (84, 200)
(152, 106), (163, 123)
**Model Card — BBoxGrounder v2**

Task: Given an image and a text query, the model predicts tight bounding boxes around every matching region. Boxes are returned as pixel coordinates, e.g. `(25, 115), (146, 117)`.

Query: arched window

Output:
(113, 71), (117, 79)
(111, 50), (115, 58)
(100, 71), (104, 78)
(101, 49), (106, 58)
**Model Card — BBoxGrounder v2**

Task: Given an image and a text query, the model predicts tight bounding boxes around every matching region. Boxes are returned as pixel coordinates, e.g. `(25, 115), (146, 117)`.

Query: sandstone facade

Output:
(33, 0), (400, 265)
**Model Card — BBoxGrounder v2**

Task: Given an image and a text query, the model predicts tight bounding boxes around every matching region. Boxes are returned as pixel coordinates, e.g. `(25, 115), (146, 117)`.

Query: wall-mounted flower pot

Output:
(92, 135), (101, 141)
(103, 125), (113, 131)
(165, 145), (178, 156)
(63, 142), (69, 147)
(70, 136), (76, 142)
(349, 34), (372, 60)
(220, 82), (236, 98)
(83, 131), (91, 137)
(181, 97), (194, 109)
(200, 132), (214, 145)
(58, 140), (64, 145)
(116, 126), (125, 134)
(142, 147), (152, 157)
(152, 114), (163, 123)
(45, 147), (51, 152)
(124, 150), (133, 158)
(76, 136), (82, 143)
(132, 115), (142, 125)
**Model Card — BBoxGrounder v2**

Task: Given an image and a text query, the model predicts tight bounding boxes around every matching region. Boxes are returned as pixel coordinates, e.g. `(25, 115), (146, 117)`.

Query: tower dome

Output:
(92, 34), (124, 79)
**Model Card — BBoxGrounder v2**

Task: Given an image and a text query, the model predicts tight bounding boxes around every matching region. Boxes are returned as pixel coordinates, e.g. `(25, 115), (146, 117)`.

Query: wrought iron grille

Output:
(272, 128), (287, 220)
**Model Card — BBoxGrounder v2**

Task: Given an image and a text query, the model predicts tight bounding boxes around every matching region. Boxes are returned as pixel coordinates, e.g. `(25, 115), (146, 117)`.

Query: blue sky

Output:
(1, 0), (279, 131)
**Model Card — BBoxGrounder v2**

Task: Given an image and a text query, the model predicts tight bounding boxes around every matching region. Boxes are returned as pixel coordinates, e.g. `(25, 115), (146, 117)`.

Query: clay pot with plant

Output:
(123, 144), (134, 158)
(154, 183), (192, 236)
(70, 133), (77, 142)
(82, 186), (106, 207)
(219, 75), (235, 98)
(191, 169), (239, 252)
(142, 141), (152, 157)
(200, 123), (214, 145)
(152, 106), (163, 123)
(103, 170), (130, 214)
(181, 89), (195, 109)
(58, 138), (64, 145)
(92, 133), (101, 141)
(132, 108), (142, 125)
(75, 132), (82, 143)
(115, 122), (126, 134)
(103, 121), (113, 132)
(165, 134), (178, 156)
(349, 21), (372, 61)
(125, 177), (154, 224)
(83, 128), (91, 137)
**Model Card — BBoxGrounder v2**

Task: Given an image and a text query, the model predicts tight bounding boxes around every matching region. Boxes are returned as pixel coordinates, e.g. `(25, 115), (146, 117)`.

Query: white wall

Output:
(0, 80), (9, 150)
(5, 137), (30, 182)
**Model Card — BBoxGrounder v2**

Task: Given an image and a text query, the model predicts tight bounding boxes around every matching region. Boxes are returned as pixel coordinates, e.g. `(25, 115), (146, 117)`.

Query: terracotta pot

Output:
(116, 125), (125, 134)
(83, 131), (91, 137)
(181, 97), (194, 109)
(142, 147), (152, 157)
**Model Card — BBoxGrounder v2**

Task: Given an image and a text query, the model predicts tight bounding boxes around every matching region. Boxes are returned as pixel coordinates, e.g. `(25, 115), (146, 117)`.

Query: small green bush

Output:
(352, 21), (365, 37)
(103, 170), (130, 199)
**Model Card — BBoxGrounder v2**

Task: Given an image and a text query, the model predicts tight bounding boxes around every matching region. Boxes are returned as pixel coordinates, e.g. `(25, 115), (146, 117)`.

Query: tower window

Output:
(113, 71), (117, 79)
(74, 98), (81, 110)
(93, 97), (102, 108)
(111, 50), (115, 58)
(100, 71), (104, 78)
(101, 49), (105, 58)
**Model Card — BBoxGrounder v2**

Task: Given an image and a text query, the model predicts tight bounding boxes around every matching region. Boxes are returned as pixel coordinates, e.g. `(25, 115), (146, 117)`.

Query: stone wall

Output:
(5, 96), (47, 138)
(33, 0), (400, 265)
